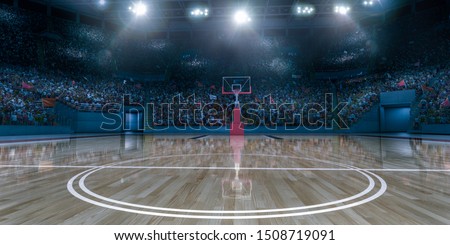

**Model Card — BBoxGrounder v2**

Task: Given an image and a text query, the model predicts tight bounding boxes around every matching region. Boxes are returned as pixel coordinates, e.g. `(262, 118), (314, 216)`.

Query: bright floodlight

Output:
(234, 10), (251, 24)
(335, 5), (351, 15)
(363, 1), (374, 6)
(190, 8), (209, 17)
(99, 0), (106, 5)
(296, 5), (315, 16)
(129, 1), (147, 16)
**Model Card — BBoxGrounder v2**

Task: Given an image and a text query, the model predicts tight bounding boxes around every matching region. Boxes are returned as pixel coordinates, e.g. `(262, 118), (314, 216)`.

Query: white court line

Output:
(65, 153), (389, 219)
(67, 165), (388, 219)
(76, 165), (376, 214)
(1, 164), (449, 172)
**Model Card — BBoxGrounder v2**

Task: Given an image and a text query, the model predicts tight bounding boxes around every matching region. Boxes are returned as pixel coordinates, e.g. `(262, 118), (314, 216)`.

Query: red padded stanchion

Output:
(230, 108), (244, 135)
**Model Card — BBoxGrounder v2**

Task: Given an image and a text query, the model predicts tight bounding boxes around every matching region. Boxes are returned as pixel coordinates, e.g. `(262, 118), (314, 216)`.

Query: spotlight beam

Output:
(263, 0), (270, 22)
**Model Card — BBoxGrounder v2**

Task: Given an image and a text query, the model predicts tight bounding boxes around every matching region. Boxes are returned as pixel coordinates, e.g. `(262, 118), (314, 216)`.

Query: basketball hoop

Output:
(221, 76), (252, 95)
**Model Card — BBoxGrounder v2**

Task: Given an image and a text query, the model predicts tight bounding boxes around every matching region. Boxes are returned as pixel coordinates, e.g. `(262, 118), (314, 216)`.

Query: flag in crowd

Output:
(441, 98), (450, 108)
(421, 84), (434, 92)
(42, 98), (56, 108)
(22, 82), (33, 90)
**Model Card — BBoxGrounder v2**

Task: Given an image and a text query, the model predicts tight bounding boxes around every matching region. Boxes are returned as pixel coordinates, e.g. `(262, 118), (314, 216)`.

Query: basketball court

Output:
(0, 133), (448, 225)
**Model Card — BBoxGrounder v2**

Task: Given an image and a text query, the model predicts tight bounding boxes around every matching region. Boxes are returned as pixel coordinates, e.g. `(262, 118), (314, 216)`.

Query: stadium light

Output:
(97, 0), (108, 10)
(190, 8), (209, 17)
(234, 10), (251, 24)
(334, 5), (351, 15)
(129, 1), (148, 17)
(296, 5), (315, 16)
(363, 1), (374, 6)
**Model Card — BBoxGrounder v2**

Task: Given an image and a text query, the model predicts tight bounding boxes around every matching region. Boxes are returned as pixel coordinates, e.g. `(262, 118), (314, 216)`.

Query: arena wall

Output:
(0, 125), (72, 136)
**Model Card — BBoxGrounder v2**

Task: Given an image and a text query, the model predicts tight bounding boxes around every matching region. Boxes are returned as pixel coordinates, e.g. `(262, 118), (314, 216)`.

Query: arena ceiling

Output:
(27, 0), (426, 31)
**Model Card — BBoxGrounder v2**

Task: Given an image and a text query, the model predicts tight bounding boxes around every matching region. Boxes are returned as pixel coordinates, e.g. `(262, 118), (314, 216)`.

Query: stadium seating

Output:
(0, 4), (449, 128)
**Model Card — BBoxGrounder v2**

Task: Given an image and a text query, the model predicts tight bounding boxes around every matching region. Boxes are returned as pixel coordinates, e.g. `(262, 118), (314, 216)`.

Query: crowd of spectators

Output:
(315, 27), (373, 72)
(415, 65), (450, 126)
(45, 19), (115, 77)
(0, 52), (150, 126)
(378, 12), (450, 72)
(0, 3), (449, 129)
(0, 4), (114, 76)
(0, 65), (55, 125)
(0, 5), (42, 66)
(337, 61), (450, 127)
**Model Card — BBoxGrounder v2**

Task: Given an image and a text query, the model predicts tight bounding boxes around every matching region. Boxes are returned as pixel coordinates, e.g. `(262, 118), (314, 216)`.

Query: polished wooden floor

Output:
(0, 134), (449, 224)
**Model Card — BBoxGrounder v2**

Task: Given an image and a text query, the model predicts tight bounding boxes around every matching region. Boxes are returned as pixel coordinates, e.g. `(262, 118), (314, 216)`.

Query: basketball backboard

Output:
(222, 76), (252, 95)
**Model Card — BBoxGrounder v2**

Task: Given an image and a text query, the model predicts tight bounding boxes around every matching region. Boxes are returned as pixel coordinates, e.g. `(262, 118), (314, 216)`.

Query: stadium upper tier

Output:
(0, 3), (449, 74)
